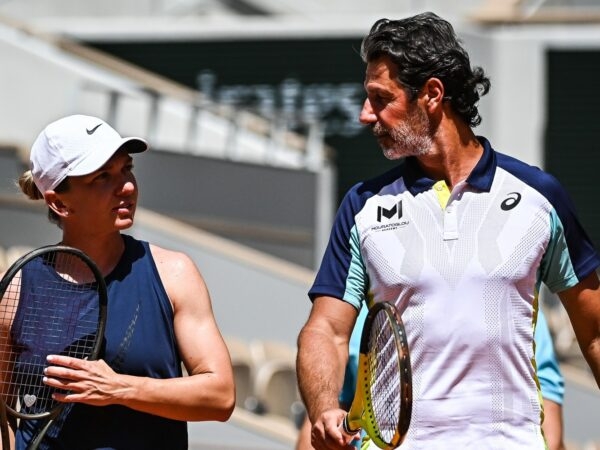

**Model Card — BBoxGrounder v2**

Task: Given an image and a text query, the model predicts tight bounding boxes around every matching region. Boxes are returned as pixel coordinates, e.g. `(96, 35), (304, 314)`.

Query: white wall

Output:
(0, 20), (312, 170)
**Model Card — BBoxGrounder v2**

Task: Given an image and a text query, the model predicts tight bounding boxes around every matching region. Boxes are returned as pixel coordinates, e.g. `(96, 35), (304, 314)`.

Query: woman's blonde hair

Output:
(17, 170), (68, 227)
(18, 170), (44, 201)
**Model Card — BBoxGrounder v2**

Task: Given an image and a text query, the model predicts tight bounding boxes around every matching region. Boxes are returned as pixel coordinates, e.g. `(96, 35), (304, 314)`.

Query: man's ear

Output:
(422, 77), (445, 112)
(44, 191), (69, 217)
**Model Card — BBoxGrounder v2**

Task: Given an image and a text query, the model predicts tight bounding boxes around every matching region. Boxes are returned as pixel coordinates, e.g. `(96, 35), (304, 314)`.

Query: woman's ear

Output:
(44, 191), (69, 217)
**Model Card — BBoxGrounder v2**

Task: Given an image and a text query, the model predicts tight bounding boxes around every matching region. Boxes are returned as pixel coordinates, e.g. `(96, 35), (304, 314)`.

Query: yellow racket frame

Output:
(343, 302), (412, 449)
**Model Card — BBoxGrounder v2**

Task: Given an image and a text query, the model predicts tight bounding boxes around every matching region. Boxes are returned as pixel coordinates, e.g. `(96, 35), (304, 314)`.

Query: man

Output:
(296, 12), (600, 449)
(295, 308), (566, 450)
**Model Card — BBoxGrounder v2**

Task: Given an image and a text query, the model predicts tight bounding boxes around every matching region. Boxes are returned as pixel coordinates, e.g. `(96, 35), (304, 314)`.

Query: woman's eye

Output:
(94, 172), (110, 181)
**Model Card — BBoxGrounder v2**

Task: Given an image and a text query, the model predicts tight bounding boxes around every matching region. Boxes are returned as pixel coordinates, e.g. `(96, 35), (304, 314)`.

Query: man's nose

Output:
(359, 98), (376, 125)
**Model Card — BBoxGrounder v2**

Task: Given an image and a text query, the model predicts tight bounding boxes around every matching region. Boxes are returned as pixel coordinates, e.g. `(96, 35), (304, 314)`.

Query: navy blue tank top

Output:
(17, 235), (187, 450)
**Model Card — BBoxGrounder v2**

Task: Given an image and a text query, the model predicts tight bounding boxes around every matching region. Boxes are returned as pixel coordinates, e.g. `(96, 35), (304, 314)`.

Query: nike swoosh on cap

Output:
(86, 123), (103, 135)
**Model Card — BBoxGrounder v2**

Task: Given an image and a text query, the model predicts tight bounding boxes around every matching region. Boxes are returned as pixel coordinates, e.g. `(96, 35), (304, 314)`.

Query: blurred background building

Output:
(1, 0), (600, 448)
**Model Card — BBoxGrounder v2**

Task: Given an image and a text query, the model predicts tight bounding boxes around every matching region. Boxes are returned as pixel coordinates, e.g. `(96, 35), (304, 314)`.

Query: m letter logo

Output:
(377, 201), (403, 222)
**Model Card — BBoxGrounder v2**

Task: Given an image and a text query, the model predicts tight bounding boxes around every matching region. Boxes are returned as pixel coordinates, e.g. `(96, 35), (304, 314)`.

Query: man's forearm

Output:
(297, 326), (347, 421)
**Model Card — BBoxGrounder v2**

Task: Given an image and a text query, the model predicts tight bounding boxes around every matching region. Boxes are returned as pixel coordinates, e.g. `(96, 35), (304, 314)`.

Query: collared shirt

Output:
(310, 137), (598, 449)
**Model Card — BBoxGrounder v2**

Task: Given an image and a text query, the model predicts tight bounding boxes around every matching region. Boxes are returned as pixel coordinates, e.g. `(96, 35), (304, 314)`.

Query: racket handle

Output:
(29, 418), (54, 450)
(342, 415), (360, 435)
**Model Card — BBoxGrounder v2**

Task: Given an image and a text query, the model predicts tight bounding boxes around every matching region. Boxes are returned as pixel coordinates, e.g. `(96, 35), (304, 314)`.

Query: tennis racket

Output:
(0, 245), (108, 450)
(342, 301), (412, 449)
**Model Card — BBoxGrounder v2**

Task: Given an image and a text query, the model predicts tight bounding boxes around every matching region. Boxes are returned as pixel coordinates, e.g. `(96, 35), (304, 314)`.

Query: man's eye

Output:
(372, 94), (388, 105)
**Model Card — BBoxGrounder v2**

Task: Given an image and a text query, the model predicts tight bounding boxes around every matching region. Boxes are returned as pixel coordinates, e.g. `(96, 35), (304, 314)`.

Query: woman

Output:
(11, 114), (235, 449)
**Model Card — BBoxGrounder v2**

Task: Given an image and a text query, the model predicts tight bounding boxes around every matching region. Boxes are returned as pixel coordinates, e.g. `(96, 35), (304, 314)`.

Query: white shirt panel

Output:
(355, 167), (549, 448)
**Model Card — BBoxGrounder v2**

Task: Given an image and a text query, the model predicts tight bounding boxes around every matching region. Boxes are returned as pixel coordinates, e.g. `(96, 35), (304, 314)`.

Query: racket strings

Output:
(0, 251), (102, 416)
(366, 310), (403, 443)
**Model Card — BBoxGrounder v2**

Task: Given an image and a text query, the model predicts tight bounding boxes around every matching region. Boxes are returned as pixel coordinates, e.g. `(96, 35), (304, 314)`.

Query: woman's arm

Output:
(43, 246), (235, 422)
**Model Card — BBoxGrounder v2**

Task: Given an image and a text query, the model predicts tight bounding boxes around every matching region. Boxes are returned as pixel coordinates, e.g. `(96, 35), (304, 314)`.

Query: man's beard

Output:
(372, 105), (433, 160)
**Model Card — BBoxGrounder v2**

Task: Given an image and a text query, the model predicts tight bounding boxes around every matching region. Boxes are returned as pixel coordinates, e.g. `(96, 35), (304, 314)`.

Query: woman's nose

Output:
(119, 179), (136, 196)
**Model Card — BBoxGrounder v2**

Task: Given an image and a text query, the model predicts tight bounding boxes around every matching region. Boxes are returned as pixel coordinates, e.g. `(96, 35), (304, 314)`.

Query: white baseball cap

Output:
(30, 114), (148, 193)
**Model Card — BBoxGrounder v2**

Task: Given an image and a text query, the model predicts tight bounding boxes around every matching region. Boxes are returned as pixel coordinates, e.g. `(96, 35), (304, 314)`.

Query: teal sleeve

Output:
(535, 309), (564, 404)
(339, 305), (368, 406)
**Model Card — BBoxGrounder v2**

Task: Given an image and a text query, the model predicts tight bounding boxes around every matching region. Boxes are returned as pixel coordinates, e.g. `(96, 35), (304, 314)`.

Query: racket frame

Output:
(343, 301), (412, 449)
(0, 244), (108, 447)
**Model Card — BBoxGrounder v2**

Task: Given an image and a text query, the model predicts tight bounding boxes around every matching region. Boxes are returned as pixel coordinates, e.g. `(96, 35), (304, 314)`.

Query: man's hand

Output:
(310, 408), (360, 450)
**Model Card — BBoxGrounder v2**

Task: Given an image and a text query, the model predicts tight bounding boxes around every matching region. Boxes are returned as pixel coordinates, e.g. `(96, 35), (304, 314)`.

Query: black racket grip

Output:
(342, 415), (360, 434)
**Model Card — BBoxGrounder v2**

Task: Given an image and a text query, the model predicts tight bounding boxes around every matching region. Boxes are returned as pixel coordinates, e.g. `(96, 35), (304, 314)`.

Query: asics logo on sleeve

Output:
(501, 192), (522, 211)
(86, 123), (103, 135)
